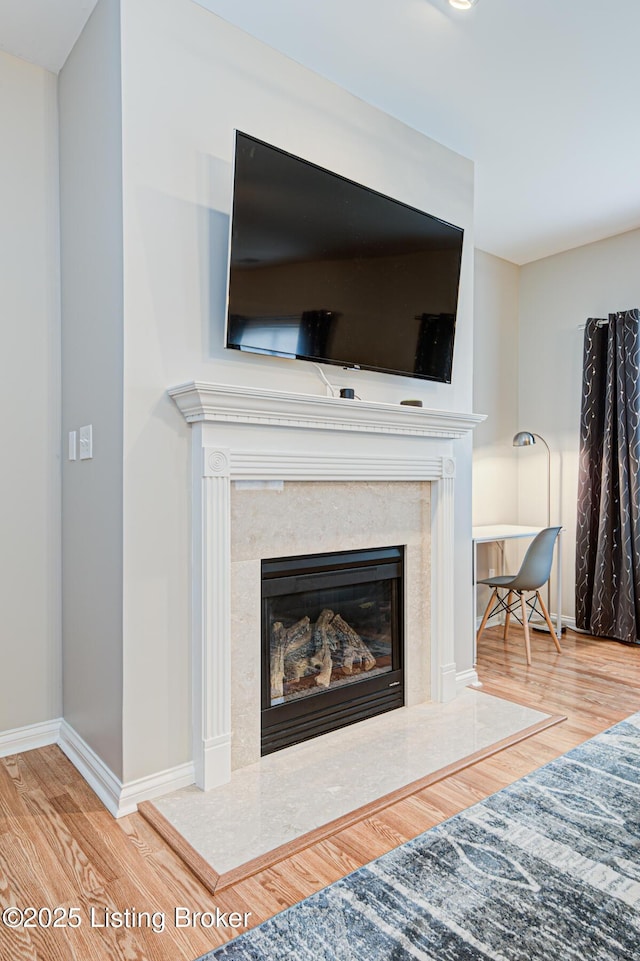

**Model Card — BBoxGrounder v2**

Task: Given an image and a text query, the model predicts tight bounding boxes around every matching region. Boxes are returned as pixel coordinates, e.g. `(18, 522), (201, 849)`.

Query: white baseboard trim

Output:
(456, 668), (479, 690)
(117, 761), (196, 817)
(555, 614), (582, 632)
(0, 718), (61, 758)
(567, 622), (591, 634)
(477, 613), (575, 633)
(58, 721), (196, 818)
(58, 720), (123, 817)
(475, 613), (502, 631)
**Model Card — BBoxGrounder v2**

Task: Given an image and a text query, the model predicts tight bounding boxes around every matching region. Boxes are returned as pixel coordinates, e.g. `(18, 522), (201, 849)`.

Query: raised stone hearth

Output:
(169, 382), (483, 790)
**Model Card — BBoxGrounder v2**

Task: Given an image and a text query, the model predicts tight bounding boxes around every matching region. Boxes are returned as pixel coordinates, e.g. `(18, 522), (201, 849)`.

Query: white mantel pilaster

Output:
(170, 382), (484, 791)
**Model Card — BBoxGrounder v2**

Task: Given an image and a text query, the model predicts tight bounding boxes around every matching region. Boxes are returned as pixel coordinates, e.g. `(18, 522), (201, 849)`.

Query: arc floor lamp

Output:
(512, 431), (562, 633)
(513, 431), (550, 527)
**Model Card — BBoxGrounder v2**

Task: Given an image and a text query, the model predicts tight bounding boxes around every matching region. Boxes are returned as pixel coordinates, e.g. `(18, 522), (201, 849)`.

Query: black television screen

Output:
(225, 132), (464, 384)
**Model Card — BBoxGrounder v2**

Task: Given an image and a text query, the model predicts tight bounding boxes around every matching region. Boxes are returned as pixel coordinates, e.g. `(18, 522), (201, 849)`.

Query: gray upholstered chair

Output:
(476, 526), (562, 666)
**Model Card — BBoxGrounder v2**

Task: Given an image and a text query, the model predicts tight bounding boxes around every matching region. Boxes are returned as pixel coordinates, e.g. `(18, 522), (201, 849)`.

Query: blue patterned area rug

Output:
(202, 714), (640, 960)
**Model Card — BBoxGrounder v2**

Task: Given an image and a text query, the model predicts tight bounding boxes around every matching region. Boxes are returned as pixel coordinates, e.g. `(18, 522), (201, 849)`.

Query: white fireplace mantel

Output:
(169, 381), (484, 791)
(170, 380), (484, 439)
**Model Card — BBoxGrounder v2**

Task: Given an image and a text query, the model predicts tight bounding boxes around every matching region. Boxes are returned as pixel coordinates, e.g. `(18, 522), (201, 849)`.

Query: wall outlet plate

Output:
(79, 424), (93, 460)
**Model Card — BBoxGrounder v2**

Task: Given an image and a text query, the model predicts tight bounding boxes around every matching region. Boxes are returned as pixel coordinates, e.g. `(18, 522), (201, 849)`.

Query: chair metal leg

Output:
(503, 591), (513, 640)
(520, 592), (532, 666)
(476, 588), (498, 643)
(536, 590), (562, 653)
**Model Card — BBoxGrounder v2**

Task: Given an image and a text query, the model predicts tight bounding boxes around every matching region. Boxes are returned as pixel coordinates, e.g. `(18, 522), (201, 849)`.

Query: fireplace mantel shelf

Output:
(169, 381), (485, 439)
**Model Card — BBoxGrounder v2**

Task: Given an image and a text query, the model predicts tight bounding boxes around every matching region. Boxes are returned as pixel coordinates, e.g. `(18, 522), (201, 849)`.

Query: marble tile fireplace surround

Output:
(169, 382), (482, 791)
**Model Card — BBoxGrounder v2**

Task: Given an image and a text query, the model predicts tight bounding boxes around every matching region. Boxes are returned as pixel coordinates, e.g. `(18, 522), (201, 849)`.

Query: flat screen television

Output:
(225, 132), (464, 384)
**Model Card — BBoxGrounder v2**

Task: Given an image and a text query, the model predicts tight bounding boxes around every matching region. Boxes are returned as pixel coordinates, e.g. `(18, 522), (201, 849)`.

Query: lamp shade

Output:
(513, 431), (536, 447)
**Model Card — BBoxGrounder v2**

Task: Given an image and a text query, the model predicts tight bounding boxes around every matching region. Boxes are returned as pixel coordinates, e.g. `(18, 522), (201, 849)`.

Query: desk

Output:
(472, 525), (562, 662)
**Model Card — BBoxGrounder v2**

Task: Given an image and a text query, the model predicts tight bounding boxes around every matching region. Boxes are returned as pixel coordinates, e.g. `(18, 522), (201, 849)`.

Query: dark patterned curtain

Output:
(575, 310), (640, 643)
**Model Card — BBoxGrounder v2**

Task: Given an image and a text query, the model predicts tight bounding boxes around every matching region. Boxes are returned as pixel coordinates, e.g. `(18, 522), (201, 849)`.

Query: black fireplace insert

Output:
(261, 546), (404, 754)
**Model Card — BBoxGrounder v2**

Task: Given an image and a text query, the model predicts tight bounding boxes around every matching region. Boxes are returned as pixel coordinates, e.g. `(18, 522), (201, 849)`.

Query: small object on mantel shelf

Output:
(401, 399), (423, 407)
(340, 388), (355, 399)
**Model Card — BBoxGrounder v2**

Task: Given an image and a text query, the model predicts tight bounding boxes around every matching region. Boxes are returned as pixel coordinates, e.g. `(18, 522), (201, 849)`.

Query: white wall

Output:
(58, 0), (124, 776)
(472, 250), (520, 608)
(0, 52), (61, 731)
(472, 250), (520, 525)
(118, 0), (476, 779)
(518, 227), (640, 622)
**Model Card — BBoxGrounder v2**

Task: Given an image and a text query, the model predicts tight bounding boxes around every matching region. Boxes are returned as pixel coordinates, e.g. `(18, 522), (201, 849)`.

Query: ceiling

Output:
(0, 0), (97, 74)
(3, 0), (640, 264)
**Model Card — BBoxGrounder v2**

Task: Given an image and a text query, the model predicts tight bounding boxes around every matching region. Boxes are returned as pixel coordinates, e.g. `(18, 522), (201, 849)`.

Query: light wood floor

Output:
(2, 626), (640, 960)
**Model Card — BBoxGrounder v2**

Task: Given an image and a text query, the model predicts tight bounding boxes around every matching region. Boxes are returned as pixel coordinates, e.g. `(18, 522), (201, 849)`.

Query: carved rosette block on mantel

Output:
(169, 381), (485, 791)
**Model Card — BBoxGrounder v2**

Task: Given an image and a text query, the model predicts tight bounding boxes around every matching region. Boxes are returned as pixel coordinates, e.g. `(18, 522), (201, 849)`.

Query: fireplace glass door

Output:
(261, 547), (403, 754)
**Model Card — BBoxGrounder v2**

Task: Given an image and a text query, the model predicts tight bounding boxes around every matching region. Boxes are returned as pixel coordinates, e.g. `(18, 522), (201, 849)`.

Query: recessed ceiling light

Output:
(449, 0), (479, 9)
